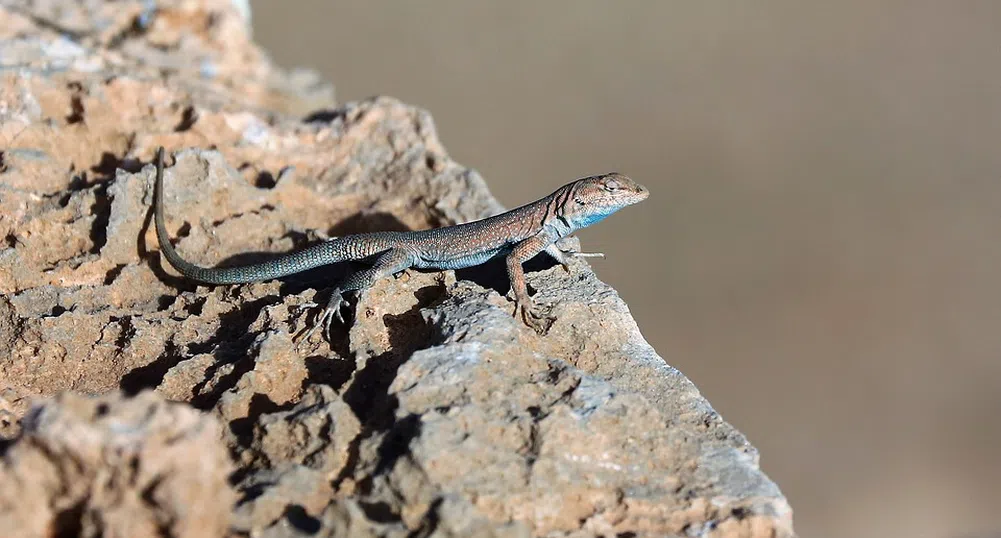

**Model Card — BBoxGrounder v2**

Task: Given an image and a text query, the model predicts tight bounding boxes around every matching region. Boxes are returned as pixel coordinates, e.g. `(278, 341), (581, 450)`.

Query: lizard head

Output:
(561, 172), (649, 229)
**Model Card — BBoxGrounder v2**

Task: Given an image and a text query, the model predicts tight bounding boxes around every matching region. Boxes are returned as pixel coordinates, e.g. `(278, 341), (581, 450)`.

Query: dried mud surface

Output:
(0, 1), (794, 536)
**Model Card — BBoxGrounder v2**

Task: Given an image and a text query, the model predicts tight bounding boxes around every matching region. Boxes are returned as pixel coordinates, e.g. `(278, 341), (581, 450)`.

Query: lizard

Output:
(152, 147), (649, 339)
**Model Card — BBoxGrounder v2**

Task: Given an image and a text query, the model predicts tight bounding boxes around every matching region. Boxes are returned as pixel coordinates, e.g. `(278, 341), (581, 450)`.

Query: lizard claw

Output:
(513, 301), (555, 336)
(295, 289), (351, 343)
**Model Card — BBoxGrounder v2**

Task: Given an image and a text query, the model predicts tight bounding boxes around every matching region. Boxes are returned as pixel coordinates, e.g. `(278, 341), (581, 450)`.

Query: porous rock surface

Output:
(0, 390), (234, 538)
(0, 1), (795, 536)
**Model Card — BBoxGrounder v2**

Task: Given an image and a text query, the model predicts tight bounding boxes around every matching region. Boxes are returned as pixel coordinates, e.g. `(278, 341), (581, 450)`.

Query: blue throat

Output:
(576, 208), (615, 228)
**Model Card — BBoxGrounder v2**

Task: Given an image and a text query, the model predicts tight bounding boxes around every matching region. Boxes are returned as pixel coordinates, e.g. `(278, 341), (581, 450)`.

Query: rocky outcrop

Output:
(0, 391), (234, 538)
(0, 1), (794, 536)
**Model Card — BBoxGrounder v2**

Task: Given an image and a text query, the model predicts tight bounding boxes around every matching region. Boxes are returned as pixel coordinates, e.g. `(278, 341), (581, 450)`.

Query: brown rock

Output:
(0, 390), (234, 538)
(347, 280), (793, 536)
(247, 384), (361, 475)
(215, 330), (309, 425)
(0, 0), (796, 536)
(232, 464), (335, 534)
(256, 496), (530, 538)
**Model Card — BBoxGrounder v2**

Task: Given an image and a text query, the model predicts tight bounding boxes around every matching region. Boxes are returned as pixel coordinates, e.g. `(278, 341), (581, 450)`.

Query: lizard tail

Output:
(153, 148), (380, 284)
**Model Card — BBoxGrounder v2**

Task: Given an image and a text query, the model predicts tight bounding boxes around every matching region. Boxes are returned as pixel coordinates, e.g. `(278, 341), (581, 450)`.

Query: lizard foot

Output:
(514, 301), (555, 335)
(558, 249), (605, 273)
(568, 250), (605, 259)
(295, 288), (351, 342)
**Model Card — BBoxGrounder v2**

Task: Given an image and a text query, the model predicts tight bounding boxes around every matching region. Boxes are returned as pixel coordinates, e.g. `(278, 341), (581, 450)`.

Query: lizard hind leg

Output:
(295, 288), (351, 344)
(298, 248), (416, 342)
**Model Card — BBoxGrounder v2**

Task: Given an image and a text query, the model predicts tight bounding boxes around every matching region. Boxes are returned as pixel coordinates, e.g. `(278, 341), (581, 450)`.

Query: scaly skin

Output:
(153, 147), (649, 338)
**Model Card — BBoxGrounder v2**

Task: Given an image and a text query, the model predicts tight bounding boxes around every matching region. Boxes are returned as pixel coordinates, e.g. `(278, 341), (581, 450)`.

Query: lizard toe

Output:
(323, 309), (336, 341)
(294, 290), (352, 343)
(517, 303), (555, 335)
(331, 300), (349, 326)
(297, 313), (323, 343)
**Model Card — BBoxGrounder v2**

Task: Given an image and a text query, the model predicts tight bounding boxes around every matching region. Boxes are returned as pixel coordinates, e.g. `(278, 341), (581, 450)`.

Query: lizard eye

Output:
(602, 178), (622, 192)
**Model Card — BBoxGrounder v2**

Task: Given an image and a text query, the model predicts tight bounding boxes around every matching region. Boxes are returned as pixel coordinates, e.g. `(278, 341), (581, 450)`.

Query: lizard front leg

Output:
(507, 234), (558, 335)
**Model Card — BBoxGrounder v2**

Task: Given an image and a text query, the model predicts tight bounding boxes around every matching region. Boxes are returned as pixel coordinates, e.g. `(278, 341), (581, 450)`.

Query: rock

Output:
(0, 0), (796, 536)
(246, 385), (360, 474)
(233, 464), (335, 533)
(0, 381), (29, 440)
(215, 330), (309, 427)
(256, 496), (530, 538)
(343, 280), (791, 536)
(0, 390), (234, 538)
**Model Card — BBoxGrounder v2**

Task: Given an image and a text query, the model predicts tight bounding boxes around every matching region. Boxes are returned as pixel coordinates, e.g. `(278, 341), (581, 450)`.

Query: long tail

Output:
(153, 147), (383, 284)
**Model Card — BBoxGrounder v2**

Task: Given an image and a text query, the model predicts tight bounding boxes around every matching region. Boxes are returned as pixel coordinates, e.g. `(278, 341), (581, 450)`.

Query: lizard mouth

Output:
(632, 184), (650, 202)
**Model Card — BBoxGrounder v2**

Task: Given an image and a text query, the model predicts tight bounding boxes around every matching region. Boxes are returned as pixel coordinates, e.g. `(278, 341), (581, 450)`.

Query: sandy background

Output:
(249, 3), (1001, 537)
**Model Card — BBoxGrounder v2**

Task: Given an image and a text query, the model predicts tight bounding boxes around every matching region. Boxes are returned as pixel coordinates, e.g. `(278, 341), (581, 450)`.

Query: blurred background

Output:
(249, 2), (1001, 537)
